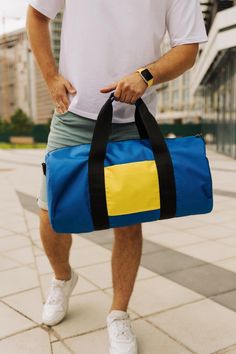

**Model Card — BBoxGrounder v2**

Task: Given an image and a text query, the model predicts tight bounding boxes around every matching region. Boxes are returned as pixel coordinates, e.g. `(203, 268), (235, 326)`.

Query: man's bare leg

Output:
(39, 208), (72, 281)
(110, 223), (143, 312)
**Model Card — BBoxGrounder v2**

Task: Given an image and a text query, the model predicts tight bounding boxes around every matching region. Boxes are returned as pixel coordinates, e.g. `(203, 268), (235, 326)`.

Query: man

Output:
(26, 1), (207, 353)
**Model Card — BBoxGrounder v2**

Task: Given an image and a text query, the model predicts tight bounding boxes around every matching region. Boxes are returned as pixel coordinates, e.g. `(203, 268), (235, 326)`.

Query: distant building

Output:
(156, 1), (208, 124)
(157, 35), (204, 124)
(192, 1), (236, 158)
(0, 30), (31, 121)
(0, 13), (63, 124)
(51, 12), (63, 65)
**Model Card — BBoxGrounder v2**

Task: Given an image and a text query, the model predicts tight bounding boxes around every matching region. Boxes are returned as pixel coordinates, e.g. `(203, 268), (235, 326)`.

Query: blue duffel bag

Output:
(43, 92), (213, 233)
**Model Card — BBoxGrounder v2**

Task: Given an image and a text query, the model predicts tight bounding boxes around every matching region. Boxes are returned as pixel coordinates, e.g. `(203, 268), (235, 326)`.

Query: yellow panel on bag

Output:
(104, 160), (160, 216)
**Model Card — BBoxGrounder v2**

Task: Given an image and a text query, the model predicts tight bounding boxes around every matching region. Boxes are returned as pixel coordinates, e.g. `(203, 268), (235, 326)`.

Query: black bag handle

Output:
(88, 92), (176, 230)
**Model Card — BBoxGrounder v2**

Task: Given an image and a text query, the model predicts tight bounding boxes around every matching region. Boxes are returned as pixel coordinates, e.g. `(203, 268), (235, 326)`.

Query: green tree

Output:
(10, 109), (34, 135)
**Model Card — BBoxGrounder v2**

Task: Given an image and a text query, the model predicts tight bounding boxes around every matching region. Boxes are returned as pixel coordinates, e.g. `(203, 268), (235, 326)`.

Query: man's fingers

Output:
(48, 75), (76, 113)
(120, 91), (128, 103)
(130, 95), (138, 104)
(64, 80), (77, 95)
(55, 97), (67, 114)
(114, 85), (121, 101)
(100, 82), (117, 93)
(61, 92), (70, 109)
(55, 86), (70, 113)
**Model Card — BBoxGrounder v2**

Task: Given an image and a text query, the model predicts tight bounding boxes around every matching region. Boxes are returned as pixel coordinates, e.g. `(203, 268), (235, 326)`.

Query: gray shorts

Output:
(37, 110), (141, 210)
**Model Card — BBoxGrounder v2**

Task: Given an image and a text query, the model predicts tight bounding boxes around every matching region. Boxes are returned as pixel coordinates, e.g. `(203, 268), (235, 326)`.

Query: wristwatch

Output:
(136, 67), (154, 87)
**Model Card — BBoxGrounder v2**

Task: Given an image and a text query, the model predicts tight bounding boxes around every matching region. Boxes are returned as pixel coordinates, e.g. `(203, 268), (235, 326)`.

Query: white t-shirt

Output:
(29, 0), (208, 123)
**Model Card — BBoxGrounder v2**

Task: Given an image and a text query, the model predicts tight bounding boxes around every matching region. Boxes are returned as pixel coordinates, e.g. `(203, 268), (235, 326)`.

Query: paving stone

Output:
(142, 220), (173, 236)
(64, 318), (194, 354)
(141, 249), (204, 275)
(3, 287), (43, 324)
(216, 346), (236, 354)
(69, 244), (111, 268)
(176, 241), (236, 263)
(141, 240), (165, 254)
(99, 239), (165, 254)
(0, 302), (34, 339)
(71, 234), (95, 248)
(3, 223), (28, 234)
(225, 221), (236, 231)
(64, 328), (108, 354)
(214, 257), (236, 273)
(106, 276), (203, 316)
(5, 246), (35, 265)
(199, 212), (235, 224)
(211, 289), (236, 312)
(218, 236), (236, 248)
(0, 266), (39, 297)
(29, 228), (40, 241)
(187, 224), (235, 240)
(52, 291), (112, 338)
(0, 234), (31, 253)
(0, 327), (51, 354)
(77, 262), (156, 290)
(0, 254), (19, 271)
(33, 244), (44, 256)
(147, 230), (204, 248)
(52, 341), (72, 354)
(35, 254), (52, 275)
(16, 190), (39, 215)
(166, 263), (236, 297)
(102, 242), (113, 251)
(24, 211), (39, 229)
(79, 229), (114, 245)
(148, 299), (236, 354)
(133, 319), (193, 354)
(161, 217), (205, 230)
(0, 229), (15, 238)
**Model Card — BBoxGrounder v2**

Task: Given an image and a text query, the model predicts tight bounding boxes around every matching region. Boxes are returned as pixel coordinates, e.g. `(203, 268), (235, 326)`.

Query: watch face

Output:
(142, 68), (153, 81)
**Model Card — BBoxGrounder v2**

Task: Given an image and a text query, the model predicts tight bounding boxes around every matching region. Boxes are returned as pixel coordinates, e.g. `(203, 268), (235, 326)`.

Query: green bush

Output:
(0, 118), (11, 135)
(9, 109), (34, 136)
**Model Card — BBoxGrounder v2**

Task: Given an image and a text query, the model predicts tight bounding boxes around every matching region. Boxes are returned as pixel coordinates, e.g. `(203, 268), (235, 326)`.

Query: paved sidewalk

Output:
(0, 146), (236, 354)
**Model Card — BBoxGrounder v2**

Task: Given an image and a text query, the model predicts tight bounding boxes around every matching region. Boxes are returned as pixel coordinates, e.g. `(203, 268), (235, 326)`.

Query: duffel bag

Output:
(42, 92), (213, 233)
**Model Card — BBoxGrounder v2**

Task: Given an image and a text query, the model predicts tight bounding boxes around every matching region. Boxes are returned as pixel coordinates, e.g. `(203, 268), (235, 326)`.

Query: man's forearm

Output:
(145, 44), (199, 86)
(26, 6), (58, 84)
(26, 6), (77, 114)
(101, 43), (199, 103)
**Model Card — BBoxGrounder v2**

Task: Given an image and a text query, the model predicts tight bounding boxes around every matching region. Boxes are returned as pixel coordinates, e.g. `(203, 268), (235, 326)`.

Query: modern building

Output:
(156, 1), (208, 124)
(157, 37), (206, 124)
(51, 12), (63, 65)
(0, 29), (31, 121)
(0, 13), (63, 124)
(192, 2), (236, 159)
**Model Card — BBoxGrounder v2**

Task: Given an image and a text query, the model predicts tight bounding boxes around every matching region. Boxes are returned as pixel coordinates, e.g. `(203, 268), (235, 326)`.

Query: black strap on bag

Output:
(135, 98), (176, 219)
(88, 92), (176, 230)
(87, 96), (114, 230)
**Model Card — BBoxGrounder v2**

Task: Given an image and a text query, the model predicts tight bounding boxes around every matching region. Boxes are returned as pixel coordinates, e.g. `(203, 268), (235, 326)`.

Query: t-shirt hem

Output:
(68, 107), (135, 124)
(171, 36), (208, 47)
(28, 1), (56, 20)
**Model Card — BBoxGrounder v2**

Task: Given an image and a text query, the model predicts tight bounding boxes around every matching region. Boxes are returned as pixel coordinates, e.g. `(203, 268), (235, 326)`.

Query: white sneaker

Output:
(106, 310), (138, 354)
(42, 268), (78, 326)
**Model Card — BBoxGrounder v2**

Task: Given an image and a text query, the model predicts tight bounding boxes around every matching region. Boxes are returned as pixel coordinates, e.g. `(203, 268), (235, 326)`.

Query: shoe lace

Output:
(110, 318), (134, 341)
(46, 279), (65, 306)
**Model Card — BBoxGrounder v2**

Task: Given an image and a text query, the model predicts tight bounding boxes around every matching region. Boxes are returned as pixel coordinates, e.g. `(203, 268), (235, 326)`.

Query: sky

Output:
(0, 0), (28, 35)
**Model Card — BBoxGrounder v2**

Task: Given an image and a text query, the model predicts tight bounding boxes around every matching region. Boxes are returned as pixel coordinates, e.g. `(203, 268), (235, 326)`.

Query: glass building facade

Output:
(202, 48), (236, 158)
